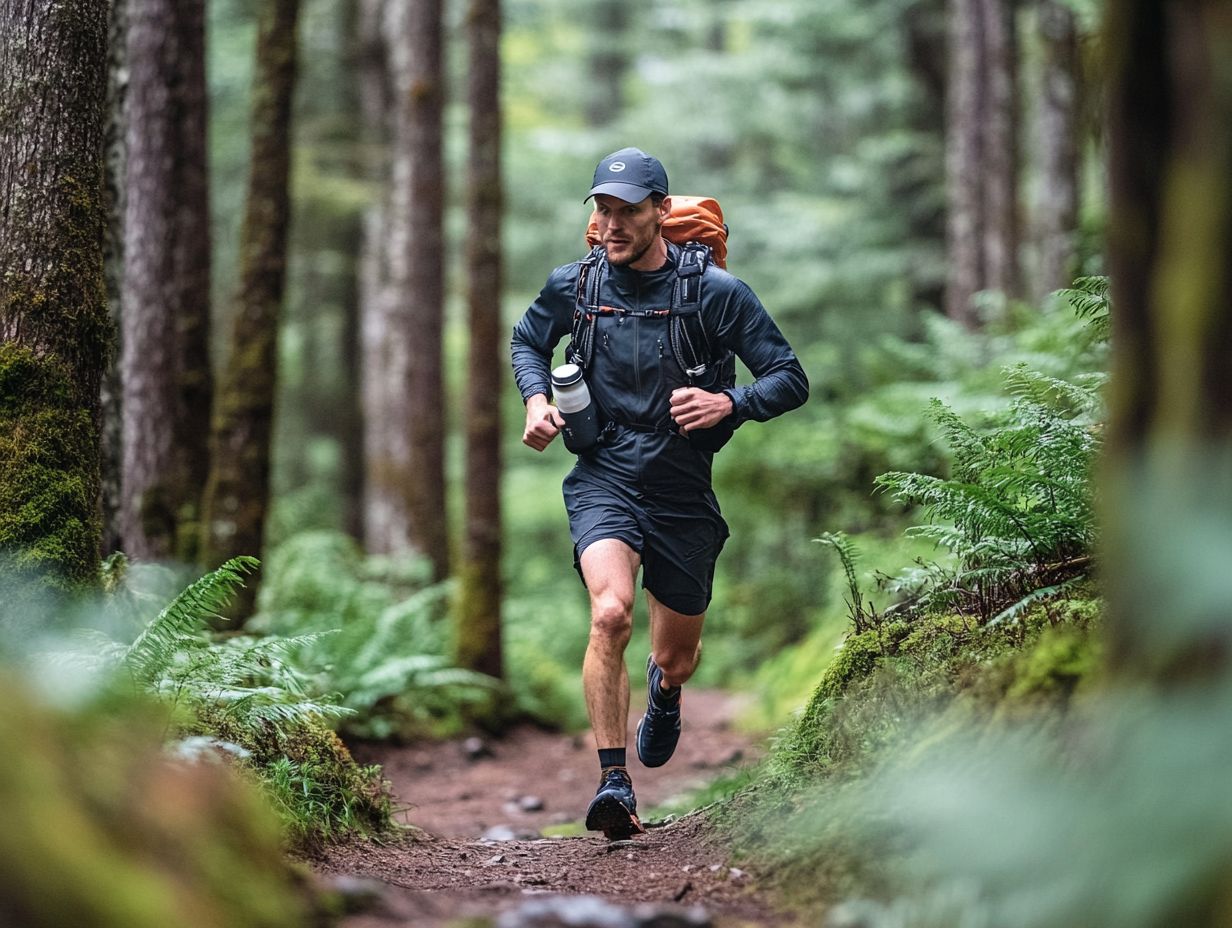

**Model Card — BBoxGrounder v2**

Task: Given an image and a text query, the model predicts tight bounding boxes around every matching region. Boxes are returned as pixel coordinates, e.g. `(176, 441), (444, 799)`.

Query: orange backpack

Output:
(585, 195), (728, 268)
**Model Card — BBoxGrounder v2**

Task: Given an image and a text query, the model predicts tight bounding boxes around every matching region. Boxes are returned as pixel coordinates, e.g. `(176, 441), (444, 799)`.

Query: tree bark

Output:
(945, 0), (1021, 326)
(199, 0), (300, 618)
(101, 0), (128, 557)
(333, 0), (366, 543)
(1035, 0), (1081, 296)
(945, 0), (985, 326)
(120, 0), (213, 563)
(1103, 0), (1232, 674)
(386, 0), (448, 579)
(586, 0), (630, 127)
(357, 0), (402, 554)
(404, 0), (448, 580)
(456, 0), (504, 679)
(0, 0), (111, 589)
(979, 0), (1019, 299)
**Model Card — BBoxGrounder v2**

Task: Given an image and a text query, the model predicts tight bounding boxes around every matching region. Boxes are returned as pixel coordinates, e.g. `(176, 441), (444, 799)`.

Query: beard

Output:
(606, 239), (651, 267)
(604, 220), (662, 268)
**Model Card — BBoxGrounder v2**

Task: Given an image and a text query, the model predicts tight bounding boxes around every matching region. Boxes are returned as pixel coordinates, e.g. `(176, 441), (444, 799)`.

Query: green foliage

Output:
(254, 531), (499, 739)
(1055, 275), (1111, 341)
(708, 282), (1117, 917)
(875, 382), (1100, 622)
(62, 556), (396, 849)
(816, 531), (877, 632)
(196, 707), (393, 851)
(119, 555), (350, 734)
(722, 595), (1103, 912)
(0, 682), (309, 927)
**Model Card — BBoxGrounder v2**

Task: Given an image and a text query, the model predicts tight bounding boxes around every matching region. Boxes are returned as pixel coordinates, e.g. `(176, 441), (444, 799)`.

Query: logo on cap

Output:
(608, 161), (626, 173)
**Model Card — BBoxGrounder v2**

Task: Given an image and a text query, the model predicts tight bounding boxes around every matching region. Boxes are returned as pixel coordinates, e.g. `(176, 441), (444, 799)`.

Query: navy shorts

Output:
(562, 467), (729, 616)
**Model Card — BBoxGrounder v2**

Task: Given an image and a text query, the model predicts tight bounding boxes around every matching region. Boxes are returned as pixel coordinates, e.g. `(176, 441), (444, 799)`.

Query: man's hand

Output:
(523, 394), (565, 451)
(670, 387), (734, 432)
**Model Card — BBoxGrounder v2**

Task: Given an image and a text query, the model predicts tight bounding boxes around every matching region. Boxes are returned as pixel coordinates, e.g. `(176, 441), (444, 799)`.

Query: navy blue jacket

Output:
(511, 242), (809, 493)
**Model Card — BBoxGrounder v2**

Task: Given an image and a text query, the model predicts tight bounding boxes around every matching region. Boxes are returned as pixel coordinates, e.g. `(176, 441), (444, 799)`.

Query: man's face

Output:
(593, 194), (671, 269)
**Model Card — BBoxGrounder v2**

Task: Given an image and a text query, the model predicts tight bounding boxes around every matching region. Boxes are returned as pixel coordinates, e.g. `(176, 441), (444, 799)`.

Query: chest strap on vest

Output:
(568, 241), (717, 382)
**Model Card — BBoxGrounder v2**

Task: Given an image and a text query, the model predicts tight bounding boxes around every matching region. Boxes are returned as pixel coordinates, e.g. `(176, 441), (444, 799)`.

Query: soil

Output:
(308, 689), (797, 927)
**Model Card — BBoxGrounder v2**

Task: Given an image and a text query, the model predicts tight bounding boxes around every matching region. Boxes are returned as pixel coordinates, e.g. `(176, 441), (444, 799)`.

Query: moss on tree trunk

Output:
(455, 0), (504, 680)
(198, 0), (300, 620)
(0, 0), (111, 592)
(1103, 0), (1232, 675)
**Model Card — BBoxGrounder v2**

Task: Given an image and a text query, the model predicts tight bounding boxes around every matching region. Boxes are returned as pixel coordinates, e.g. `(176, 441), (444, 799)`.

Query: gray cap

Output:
(584, 147), (669, 203)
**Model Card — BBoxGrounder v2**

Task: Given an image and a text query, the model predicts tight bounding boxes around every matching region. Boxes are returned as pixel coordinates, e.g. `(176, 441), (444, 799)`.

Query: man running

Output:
(511, 147), (808, 837)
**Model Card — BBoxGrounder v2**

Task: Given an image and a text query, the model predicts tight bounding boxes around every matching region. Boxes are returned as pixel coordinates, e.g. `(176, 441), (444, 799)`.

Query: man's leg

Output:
(635, 591), (704, 768)
(579, 538), (643, 837)
(646, 590), (705, 688)
(579, 538), (641, 749)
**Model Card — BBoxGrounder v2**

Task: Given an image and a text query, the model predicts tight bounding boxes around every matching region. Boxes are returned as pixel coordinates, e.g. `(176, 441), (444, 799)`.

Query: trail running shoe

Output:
(584, 767), (644, 839)
(635, 655), (682, 768)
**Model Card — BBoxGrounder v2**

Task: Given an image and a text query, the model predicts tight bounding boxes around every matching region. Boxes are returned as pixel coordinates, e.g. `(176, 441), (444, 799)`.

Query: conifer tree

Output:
(199, 0), (301, 618)
(119, 0), (213, 562)
(1103, 0), (1232, 673)
(399, 0), (449, 580)
(456, 0), (504, 679)
(0, 0), (111, 589)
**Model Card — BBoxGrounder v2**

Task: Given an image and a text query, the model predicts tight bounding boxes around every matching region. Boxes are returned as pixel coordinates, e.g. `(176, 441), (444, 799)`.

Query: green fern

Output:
(114, 556), (351, 734)
(875, 375), (1100, 623)
(816, 532), (876, 633)
(123, 556), (259, 686)
(1055, 275), (1111, 342)
(256, 531), (498, 739)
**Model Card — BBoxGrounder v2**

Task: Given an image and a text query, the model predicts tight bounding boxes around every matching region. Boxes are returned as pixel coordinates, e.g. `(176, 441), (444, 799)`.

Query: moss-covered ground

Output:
(716, 586), (1104, 914)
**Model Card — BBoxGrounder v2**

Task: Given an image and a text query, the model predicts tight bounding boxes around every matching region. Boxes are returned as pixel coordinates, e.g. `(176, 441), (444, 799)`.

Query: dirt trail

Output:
(310, 689), (794, 926)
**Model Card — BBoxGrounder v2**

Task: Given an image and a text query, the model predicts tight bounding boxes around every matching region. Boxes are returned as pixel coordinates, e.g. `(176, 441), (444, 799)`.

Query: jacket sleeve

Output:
(712, 277), (809, 424)
(510, 265), (577, 402)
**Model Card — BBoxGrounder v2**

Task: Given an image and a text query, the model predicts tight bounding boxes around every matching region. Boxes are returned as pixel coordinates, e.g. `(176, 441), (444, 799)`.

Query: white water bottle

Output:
(551, 363), (600, 454)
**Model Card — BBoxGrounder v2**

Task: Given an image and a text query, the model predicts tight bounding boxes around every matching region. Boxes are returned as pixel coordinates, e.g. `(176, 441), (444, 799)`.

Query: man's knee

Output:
(590, 589), (634, 644)
(653, 640), (701, 686)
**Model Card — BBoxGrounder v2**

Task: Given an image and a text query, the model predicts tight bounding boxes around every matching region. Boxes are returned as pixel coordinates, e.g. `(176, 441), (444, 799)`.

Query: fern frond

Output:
(208, 685), (353, 726)
(1003, 365), (1103, 419)
(123, 557), (259, 685)
(987, 577), (1085, 626)
(815, 531), (877, 632)
(1055, 276), (1111, 342)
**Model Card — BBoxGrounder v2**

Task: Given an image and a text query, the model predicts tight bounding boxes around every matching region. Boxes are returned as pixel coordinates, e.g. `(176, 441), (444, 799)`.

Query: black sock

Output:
(598, 748), (626, 770)
(654, 679), (681, 705)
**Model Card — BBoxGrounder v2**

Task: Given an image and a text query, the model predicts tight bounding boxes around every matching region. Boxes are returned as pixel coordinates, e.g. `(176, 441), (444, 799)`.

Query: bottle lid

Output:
(551, 363), (583, 388)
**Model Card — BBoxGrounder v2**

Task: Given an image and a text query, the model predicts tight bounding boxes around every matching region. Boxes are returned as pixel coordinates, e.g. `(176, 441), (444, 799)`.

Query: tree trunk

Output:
(0, 0), (111, 589)
(945, 0), (985, 326)
(979, 0), (1019, 299)
(586, 0), (630, 127)
(199, 0), (300, 618)
(387, 0), (449, 579)
(403, 0), (449, 580)
(101, 0), (128, 557)
(945, 0), (1021, 326)
(1103, 0), (1232, 675)
(329, 0), (366, 543)
(357, 0), (401, 554)
(456, 0), (504, 679)
(338, 245), (366, 542)
(902, 0), (948, 314)
(120, 0), (213, 563)
(1035, 0), (1081, 296)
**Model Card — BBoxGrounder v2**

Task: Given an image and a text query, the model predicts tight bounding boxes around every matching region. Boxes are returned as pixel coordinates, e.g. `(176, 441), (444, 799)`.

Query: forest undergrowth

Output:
(706, 280), (1116, 924)
(0, 278), (1117, 925)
